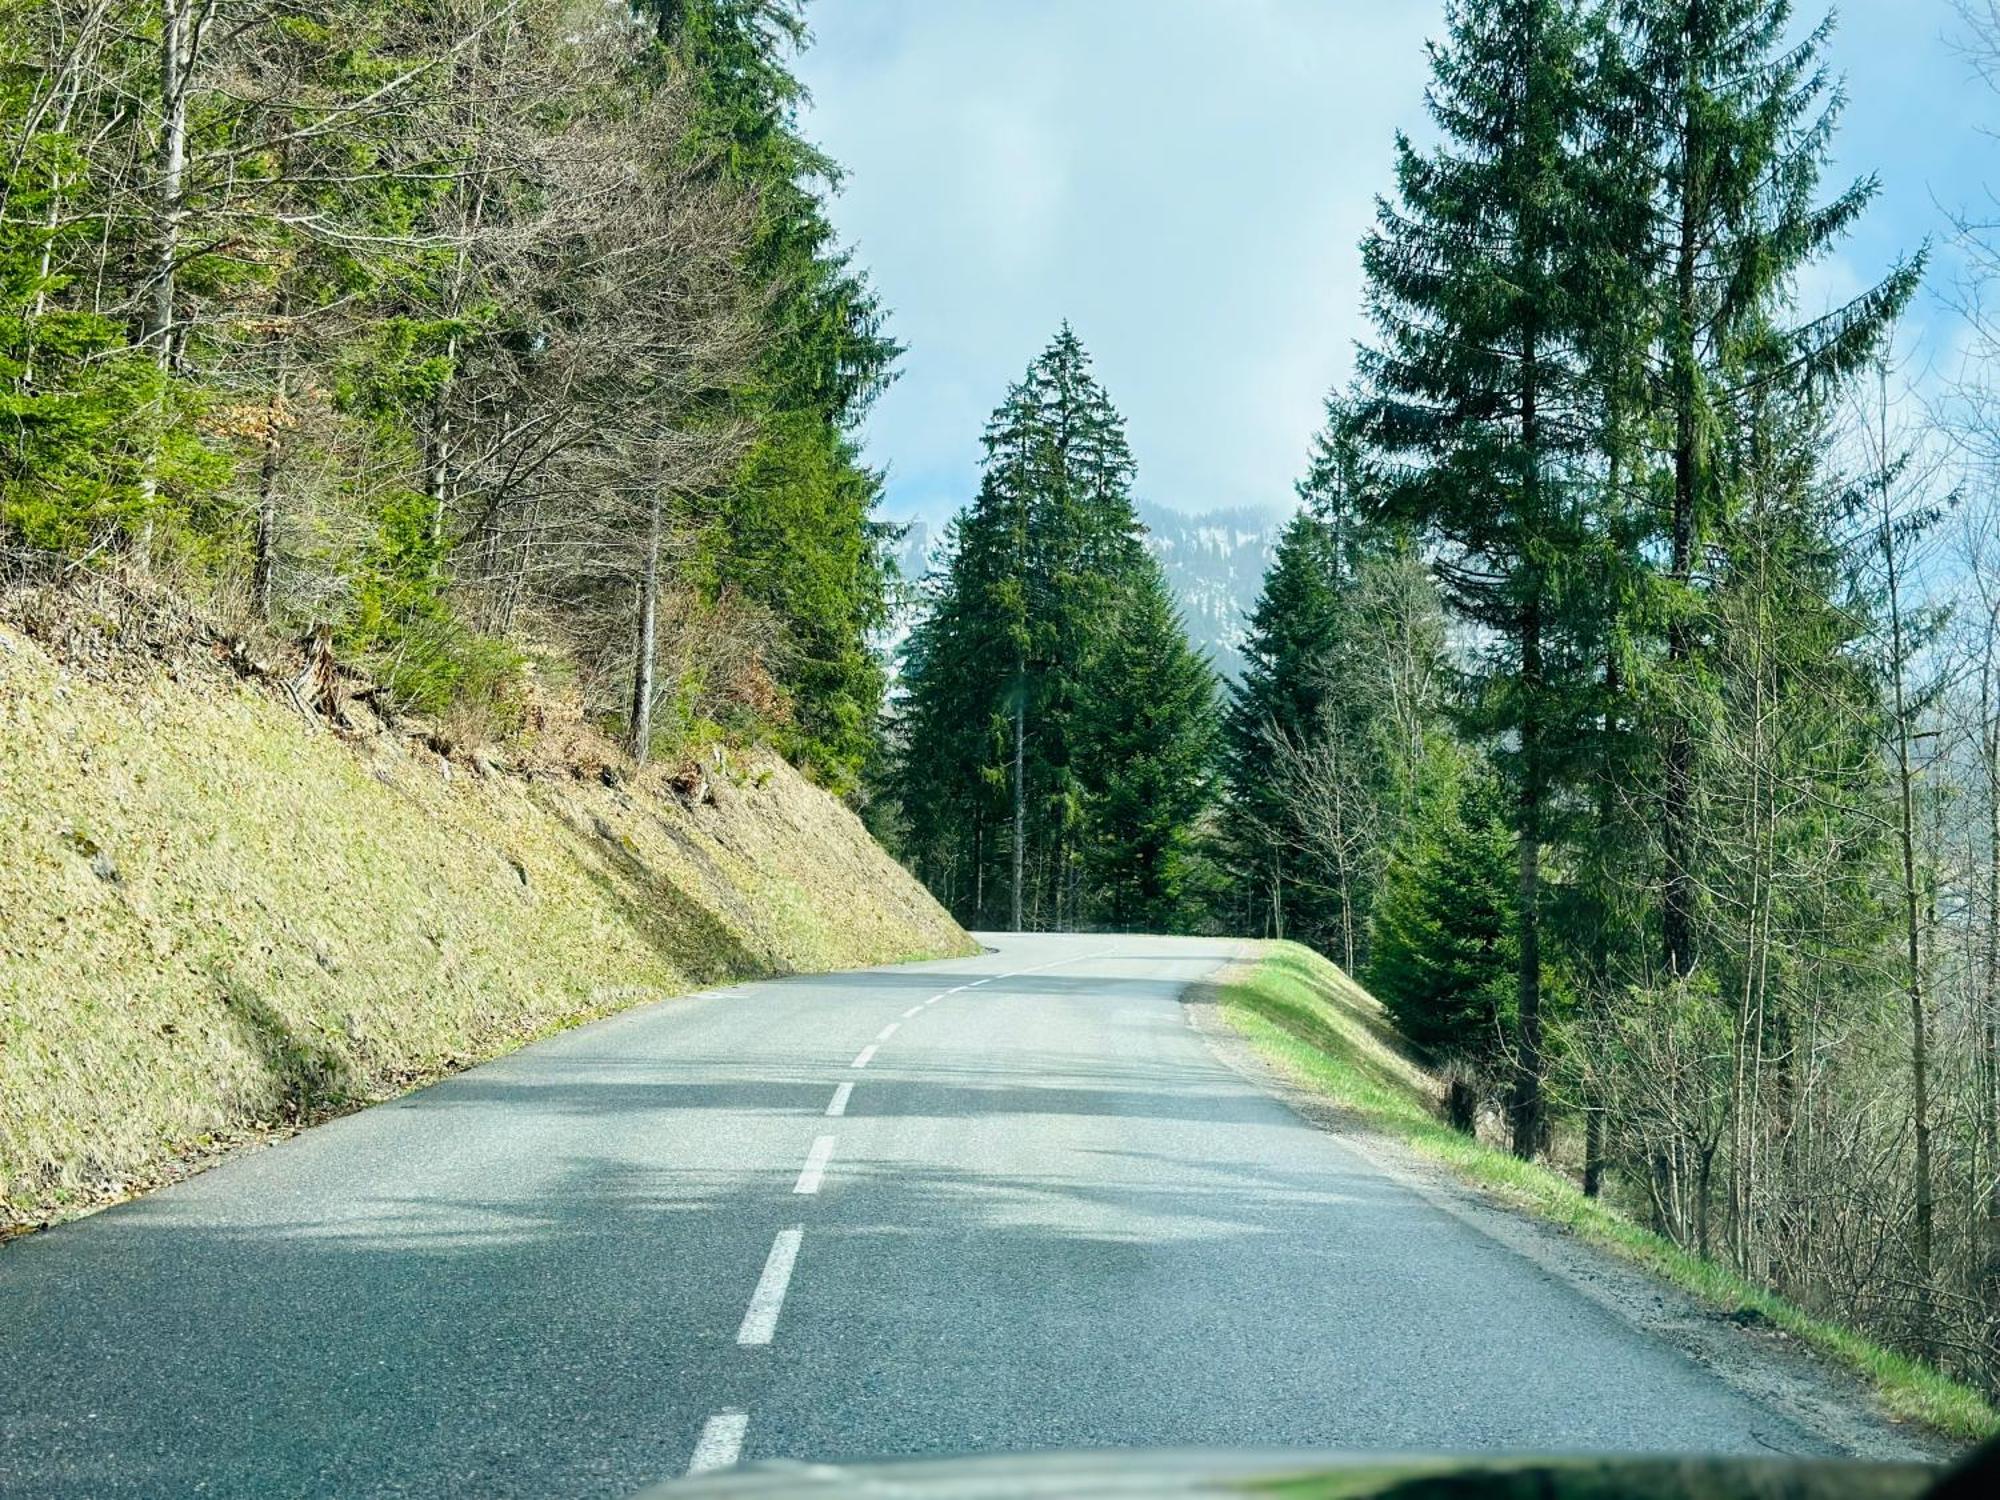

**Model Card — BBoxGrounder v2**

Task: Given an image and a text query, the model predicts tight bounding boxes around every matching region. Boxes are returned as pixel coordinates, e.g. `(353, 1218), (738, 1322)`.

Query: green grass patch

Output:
(1218, 940), (1999, 1445)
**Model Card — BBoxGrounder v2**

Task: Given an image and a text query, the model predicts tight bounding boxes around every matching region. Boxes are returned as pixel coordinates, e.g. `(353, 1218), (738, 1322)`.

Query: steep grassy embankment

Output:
(0, 622), (972, 1232)
(1218, 941), (1999, 1443)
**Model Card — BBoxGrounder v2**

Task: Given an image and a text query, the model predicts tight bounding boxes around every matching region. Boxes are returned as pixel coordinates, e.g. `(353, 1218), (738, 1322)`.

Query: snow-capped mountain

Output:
(877, 502), (1290, 684)
(1136, 500), (1290, 682)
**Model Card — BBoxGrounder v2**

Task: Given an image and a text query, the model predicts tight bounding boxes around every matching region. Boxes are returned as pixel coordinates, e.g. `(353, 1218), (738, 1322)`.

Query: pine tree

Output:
(893, 324), (1168, 931)
(1358, 0), (1609, 1157)
(645, 0), (903, 790)
(1227, 394), (1450, 966)
(1224, 507), (1348, 941)
(1617, 0), (1923, 982)
(1077, 563), (1220, 932)
(1369, 756), (1519, 1059)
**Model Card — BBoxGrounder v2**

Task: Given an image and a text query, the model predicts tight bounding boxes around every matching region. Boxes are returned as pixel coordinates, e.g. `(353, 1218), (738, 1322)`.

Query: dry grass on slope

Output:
(0, 622), (972, 1234)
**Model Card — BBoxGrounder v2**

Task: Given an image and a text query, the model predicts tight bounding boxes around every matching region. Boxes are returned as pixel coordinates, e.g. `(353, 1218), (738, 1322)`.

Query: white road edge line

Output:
(876, 1021), (900, 1041)
(826, 1081), (853, 1117)
(850, 1044), (877, 1069)
(736, 1228), (803, 1346)
(794, 1135), (836, 1195)
(688, 1410), (748, 1475)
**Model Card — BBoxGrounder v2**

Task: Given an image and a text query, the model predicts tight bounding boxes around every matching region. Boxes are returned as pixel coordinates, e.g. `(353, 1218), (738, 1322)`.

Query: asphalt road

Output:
(2, 934), (1849, 1497)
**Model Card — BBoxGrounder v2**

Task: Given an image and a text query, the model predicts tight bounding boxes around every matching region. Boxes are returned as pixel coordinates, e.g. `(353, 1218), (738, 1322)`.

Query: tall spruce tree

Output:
(1226, 393), (1445, 964)
(1225, 507), (1350, 942)
(894, 326), (1159, 930)
(1369, 753), (1520, 1059)
(1358, 0), (1610, 1157)
(1077, 562), (1221, 931)
(894, 325), (1223, 933)
(1617, 0), (1922, 982)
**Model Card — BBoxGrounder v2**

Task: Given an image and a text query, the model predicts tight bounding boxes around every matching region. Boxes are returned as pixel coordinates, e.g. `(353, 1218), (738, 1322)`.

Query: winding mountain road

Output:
(0, 935), (1920, 1496)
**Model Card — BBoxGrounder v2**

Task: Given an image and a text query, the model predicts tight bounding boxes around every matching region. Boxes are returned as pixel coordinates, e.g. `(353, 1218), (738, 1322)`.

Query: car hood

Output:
(638, 1448), (1946, 1499)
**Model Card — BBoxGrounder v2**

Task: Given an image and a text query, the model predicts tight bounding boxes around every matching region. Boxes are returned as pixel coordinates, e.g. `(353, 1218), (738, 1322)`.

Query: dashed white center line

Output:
(794, 1134), (836, 1195)
(736, 1228), (803, 1346)
(850, 1044), (878, 1069)
(826, 1081), (853, 1117)
(875, 1021), (900, 1042)
(688, 1409), (748, 1474)
(902, 1004), (923, 1018)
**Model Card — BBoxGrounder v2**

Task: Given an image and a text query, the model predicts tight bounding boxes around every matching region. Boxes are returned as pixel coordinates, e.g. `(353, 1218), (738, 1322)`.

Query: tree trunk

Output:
(628, 490), (662, 766)
(1986, 785), (2000, 1380)
(1511, 328), (1546, 1161)
(142, 1), (193, 360)
(1583, 648), (1620, 1199)
(252, 289), (291, 622)
(1011, 662), (1026, 933)
(1883, 483), (1934, 1354)
(1663, 93), (1701, 984)
(136, 0), (199, 554)
(1980, 607), (2000, 1381)
(1513, 590), (1546, 1161)
(973, 821), (985, 929)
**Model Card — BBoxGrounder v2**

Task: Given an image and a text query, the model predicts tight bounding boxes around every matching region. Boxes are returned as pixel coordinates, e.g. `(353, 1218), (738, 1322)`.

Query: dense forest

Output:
(885, 0), (2000, 1397)
(0, 0), (896, 790)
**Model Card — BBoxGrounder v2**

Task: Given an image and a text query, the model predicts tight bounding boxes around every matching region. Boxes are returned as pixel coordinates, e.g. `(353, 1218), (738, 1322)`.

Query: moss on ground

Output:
(0, 624), (973, 1231)
(1218, 940), (2000, 1445)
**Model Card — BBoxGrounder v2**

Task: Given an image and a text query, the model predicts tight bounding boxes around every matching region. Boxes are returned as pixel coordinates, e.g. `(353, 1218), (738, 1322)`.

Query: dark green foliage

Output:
(3, 0), (896, 789)
(894, 325), (1216, 932)
(1224, 395), (1447, 963)
(1358, 0), (1613, 1156)
(340, 488), (523, 720)
(1369, 756), (1519, 1060)
(1077, 564), (1221, 931)
(1225, 508), (1349, 930)
(649, 0), (903, 790)
(1616, 0), (1924, 980)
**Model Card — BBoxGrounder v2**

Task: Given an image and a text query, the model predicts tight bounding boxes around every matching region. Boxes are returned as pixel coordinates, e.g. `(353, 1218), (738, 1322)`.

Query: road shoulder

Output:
(1179, 973), (1960, 1466)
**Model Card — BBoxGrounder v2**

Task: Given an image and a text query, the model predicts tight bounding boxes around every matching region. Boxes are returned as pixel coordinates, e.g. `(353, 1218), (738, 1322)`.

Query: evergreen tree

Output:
(1369, 756), (1519, 1059)
(1616, 0), (1922, 981)
(646, 0), (903, 790)
(895, 325), (1199, 931)
(1227, 395), (1449, 965)
(1358, 0), (1610, 1157)
(1077, 563), (1220, 931)
(1224, 507), (1348, 941)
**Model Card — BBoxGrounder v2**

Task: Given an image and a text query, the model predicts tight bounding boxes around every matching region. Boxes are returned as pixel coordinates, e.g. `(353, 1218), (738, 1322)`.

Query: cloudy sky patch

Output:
(796, 0), (1991, 523)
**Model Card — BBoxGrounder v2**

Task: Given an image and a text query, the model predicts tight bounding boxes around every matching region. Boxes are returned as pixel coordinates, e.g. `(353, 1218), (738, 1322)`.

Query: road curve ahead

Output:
(3, 934), (1850, 1496)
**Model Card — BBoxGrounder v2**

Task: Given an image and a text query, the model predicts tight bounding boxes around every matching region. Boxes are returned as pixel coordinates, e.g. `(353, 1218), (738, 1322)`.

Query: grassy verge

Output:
(1217, 940), (1999, 1444)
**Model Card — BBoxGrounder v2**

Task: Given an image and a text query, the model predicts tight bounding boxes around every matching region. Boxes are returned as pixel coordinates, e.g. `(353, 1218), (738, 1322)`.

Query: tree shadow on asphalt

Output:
(0, 1086), (1813, 1500)
(0, 1138), (1423, 1500)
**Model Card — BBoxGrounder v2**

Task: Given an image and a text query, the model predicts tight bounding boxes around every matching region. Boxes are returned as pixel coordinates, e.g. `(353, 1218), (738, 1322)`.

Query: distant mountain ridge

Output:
(882, 503), (1290, 684)
(1135, 500), (1291, 682)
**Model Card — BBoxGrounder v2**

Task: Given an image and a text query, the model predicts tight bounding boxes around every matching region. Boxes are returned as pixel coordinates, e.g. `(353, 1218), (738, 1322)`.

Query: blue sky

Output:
(792, 0), (1996, 525)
